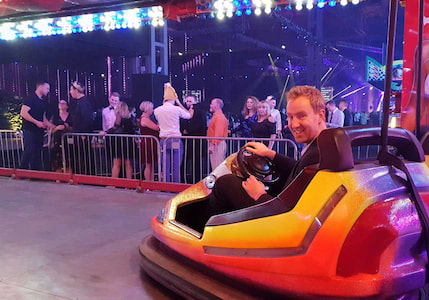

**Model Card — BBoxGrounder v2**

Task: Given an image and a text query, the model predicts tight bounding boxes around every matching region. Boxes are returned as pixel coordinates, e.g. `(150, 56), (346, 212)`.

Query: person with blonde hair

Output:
(231, 96), (259, 138)
(102, 101), (139, 179)
(139, 101), (160, 181)
(251, 100), (276, 149)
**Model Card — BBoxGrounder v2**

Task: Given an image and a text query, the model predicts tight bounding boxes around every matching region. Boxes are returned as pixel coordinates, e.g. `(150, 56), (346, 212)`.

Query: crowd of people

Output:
(18, 80), (359, 183)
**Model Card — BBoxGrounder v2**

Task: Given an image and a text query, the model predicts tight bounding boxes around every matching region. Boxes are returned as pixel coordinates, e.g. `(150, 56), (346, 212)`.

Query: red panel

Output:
(14, 169), (72, 182)
(0, 0), (63, 11)
(0, 168), (14, 177)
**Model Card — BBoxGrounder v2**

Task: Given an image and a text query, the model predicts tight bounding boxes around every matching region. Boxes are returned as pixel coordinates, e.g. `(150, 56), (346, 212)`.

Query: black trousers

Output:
(209, 174), (255, 215)
(20, 129), (44, 170)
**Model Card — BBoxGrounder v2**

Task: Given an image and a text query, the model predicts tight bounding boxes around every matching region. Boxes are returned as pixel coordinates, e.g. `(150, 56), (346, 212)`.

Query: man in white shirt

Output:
(154, 83), (193, 182)
(266, 95), (282, 137)
(326, 100), (344, 127)
(102, 92), (120, 131)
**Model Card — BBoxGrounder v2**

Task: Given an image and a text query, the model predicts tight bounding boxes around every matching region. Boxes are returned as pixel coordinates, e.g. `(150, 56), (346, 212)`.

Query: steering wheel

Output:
(234, 146), (280, 185)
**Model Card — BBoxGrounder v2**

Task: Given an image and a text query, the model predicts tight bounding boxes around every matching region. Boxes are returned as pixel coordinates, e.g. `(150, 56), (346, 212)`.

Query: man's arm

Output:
(175, 99), (194, 119)
(20, 105), (45, 128)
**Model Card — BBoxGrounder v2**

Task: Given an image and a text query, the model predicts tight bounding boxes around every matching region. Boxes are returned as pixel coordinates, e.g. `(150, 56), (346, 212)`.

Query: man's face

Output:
(269, 99), (276, 109)
(185, 97), (196, 109)
(287, 96), (324, 144)
(38, 83), (50, 97)
(326, 103), (334, 112)
(339, 102), (347, 111)
(210, 100), (218, 113)
(69, 87), (76, 98)
(109, 95), (120, 107)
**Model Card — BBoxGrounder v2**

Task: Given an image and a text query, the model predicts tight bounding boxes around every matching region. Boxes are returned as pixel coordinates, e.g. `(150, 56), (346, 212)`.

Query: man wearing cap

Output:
(154, 83), (194, 182)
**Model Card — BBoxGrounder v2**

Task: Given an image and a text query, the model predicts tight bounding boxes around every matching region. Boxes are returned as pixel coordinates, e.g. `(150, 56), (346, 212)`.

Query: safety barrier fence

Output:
(61, 133), (299, 184)
(0, 129), (299, 191)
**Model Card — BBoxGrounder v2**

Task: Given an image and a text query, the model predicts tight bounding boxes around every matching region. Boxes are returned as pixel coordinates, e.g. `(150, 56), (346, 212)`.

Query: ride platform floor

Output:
(0, 177), (178, 300)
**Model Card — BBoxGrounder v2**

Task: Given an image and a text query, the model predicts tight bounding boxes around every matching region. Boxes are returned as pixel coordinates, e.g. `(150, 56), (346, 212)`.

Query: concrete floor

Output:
(0, 177), (179, 300)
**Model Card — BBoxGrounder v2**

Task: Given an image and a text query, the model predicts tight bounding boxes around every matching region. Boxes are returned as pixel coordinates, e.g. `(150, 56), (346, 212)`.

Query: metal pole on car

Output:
(380, 0), (398, 154)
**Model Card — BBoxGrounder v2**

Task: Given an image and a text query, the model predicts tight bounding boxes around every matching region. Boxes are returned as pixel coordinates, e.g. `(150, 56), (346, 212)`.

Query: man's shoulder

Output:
(23, 94), (38, 106)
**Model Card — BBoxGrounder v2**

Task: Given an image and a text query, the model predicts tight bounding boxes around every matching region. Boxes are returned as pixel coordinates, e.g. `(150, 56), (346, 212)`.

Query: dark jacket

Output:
(256, 140), (320, 203)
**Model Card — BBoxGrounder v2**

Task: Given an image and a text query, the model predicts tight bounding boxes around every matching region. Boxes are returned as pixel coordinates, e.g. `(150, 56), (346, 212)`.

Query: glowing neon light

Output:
(0, 6), (164, 41)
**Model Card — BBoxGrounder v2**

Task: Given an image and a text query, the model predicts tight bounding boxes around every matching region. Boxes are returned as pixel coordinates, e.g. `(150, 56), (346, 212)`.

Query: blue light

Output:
(317, 0), (325, 8)
(286, 4), (292, 10)
(233, 0), (240, 7)
(0, 6), (164, 41)
(236, 10), (243, 16)
(245, 8), (252, 15)
(328, 0), (336, 6)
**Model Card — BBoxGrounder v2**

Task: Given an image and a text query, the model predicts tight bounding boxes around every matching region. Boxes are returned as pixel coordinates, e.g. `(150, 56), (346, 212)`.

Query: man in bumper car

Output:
(209, 85), (327, 215)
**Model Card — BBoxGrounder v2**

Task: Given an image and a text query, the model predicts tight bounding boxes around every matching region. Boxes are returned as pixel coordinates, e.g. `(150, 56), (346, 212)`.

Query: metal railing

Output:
(61, 133), (162, 180)
(2, 128), (403, 187)
(0, 130), (24, 168)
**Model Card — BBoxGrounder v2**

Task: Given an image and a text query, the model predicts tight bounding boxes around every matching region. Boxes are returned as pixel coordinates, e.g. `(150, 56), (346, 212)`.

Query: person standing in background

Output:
(50, 99), (73, 172)
(339, 100), (352, 127)
(20, 80), (53, 170)
(139, 101), (160, 182)
(154, 83), (193, 182)
(180, 95), (208, 183)
(266, 96), (282, 137)
(231, 96), (259, 138)
(326, 100), (344, 128)
(102, 92), (120, 132)
(69, 81), (94, 174)
(207, 98), (229, 170)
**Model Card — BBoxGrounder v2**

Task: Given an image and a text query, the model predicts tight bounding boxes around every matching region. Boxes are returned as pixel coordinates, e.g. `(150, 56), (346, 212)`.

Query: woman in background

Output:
(231, 96), (259, 138)
(251, 101), (276, 149)
(103, 101), (139, 179)
(139, 101), (160, 181)
(50, 99), (73, 172)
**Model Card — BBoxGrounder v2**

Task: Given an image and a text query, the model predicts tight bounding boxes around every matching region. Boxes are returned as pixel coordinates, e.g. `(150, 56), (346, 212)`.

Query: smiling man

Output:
(208, 85), (327, 215)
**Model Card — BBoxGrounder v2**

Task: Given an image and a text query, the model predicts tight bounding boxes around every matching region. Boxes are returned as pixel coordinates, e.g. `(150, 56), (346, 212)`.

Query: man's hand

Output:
(56, 125), (65, 131)
(35, 120), (46, 129)
(245, 142), (276, 160)
(242, 175), (267, 201)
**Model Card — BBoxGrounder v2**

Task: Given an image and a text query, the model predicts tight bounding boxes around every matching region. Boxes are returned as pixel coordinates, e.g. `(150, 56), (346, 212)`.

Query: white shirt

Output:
(102, 106), (116, 131)
(271, 108), (282, 132)
(154, 102), (191, 138)
(327, 108), (345, 127)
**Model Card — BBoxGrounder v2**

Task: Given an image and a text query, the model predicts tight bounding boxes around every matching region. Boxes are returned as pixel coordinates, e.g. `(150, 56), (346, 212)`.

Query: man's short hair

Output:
(110, 92), (120, 98)
(36, 80), (49, 88)
(213, 98), (224, 110)
(325, 100), (336, 106)
(287, 86), (326, 114)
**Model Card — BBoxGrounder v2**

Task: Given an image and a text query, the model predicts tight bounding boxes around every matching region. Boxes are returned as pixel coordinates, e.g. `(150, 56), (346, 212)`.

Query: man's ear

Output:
(318, 109), (326, 123)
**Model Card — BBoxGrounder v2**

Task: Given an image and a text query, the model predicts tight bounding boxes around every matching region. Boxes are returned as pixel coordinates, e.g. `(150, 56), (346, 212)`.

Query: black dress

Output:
(107, 117), (139, 159)
(251, 119), (276, 146)
(50, 113), (73, 171)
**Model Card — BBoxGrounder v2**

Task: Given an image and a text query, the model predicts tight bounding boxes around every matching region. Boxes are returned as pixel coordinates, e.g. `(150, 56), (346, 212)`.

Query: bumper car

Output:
(139, 126), (429, 299)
